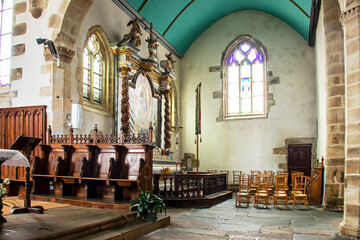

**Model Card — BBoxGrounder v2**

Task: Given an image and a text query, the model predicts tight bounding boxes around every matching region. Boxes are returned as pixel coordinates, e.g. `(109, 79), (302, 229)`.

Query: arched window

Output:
(83, 35), (103, 103)
(222, 35), (267, 119)
(82, 27), (113, 116)
(0, 0), (13, 86)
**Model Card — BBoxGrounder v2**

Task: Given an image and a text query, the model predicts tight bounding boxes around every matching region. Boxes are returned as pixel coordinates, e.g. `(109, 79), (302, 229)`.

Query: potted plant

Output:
(129, 189), (166, 222)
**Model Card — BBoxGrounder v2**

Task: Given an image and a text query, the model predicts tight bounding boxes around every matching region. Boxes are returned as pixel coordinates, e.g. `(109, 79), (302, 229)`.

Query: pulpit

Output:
(7, 136), (44, 214)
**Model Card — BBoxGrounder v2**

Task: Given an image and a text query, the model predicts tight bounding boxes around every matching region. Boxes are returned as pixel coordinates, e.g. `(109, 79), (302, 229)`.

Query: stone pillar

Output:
(323, 0), (346, 208)
(164, 90), (171, 149)
(119, 66), (131, 134)
(51, 45), (75, 134)
(339, 0), (360, 237)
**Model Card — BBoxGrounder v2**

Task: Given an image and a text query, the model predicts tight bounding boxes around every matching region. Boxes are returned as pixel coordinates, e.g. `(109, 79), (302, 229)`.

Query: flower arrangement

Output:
(0, 178), (14, 207)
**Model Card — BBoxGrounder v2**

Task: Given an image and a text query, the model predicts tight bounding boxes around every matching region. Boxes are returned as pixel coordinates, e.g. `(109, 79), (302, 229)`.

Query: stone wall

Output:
(180, 11), (317, 175)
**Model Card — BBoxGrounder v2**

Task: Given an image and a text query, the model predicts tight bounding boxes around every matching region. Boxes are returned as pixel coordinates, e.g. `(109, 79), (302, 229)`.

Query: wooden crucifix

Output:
(171, 120), (183, 152)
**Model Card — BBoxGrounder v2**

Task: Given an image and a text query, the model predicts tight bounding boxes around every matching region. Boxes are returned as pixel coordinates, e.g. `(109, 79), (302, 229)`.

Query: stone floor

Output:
(139, 198), (353, 240)
(0, 196), (355, 240)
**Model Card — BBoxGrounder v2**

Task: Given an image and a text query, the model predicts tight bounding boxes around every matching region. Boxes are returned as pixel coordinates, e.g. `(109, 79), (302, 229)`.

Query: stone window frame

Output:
(81, 26), (114, 116)
(220, 35), (269, 120)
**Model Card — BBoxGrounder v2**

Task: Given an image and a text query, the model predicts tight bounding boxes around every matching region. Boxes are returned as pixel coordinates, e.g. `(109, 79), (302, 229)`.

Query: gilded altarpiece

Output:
(113, 44), (175, 148)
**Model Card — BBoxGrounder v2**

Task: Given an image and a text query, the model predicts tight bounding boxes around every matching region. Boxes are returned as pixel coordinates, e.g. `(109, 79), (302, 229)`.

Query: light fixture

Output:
(36, 38), (59, 61)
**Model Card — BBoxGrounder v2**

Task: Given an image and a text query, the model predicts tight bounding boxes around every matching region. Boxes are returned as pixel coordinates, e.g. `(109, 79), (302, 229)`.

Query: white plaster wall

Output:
(9, 0), (66, 116)
(315, 6), (327, 161)
(180, 11), (317, 173)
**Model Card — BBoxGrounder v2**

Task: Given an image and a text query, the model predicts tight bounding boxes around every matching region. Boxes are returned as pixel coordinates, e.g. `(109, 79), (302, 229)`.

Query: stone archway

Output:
(47, 0), (94, 133)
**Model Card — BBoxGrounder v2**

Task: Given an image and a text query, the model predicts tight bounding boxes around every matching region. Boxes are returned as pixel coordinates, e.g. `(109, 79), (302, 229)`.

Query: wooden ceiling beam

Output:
(138, 0), (148, 13)
(162, 0), (195, 37)
(289, 0), (310, 19)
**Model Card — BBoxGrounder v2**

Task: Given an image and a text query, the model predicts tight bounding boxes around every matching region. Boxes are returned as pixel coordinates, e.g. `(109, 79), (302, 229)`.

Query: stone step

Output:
(76, 216), (170, 240)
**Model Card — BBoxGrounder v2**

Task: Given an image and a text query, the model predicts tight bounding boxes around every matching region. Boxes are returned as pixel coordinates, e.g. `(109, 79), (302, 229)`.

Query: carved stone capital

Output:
(340, 3), (360, 25)
(57, 45), (75, 64)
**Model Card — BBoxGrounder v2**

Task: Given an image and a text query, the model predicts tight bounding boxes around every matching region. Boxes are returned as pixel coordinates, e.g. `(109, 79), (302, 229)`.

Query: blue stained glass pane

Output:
(240, 42), (251, 53)
(258, 53), (263, 62)
(241, 78), (251, 98)
(228, 55), (233, 64)
(247, 49), (257, 63)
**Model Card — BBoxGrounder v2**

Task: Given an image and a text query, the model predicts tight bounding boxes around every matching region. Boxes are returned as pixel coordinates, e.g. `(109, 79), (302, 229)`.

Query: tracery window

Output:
(0, 0), (13, 86)
(223, 36), (267, 119)
(83, 35), (104, 104)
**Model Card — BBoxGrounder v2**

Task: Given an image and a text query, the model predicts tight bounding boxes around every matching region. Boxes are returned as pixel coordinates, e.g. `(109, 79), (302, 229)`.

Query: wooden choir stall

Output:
(31, 124), (154, 204)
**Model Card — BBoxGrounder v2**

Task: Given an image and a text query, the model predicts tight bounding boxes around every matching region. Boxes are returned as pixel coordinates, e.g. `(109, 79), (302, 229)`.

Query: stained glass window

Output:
(224, 37), (266, 118)
(0, 0), (13, 87)
(83, 34), (103, 104)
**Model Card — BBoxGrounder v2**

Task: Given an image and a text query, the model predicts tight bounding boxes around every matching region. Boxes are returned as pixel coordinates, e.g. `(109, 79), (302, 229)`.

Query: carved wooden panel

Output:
(0, 105), (47, 182)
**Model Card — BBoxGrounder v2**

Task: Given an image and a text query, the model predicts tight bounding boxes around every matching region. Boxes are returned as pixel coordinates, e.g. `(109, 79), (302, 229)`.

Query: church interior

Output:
(0, 0), (360, 239)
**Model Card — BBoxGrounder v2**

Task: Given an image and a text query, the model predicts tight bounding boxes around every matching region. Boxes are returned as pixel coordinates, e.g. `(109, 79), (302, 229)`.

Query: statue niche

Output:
(128, 72), (159, 145)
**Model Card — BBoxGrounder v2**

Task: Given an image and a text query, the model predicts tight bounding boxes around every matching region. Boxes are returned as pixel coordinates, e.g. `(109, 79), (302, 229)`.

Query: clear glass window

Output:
(0, 0), (13, 87)
(83, 34), (104, 104)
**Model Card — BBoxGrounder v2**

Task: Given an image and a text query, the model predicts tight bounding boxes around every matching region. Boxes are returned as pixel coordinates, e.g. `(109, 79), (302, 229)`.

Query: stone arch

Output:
(53, 0), (95, 49)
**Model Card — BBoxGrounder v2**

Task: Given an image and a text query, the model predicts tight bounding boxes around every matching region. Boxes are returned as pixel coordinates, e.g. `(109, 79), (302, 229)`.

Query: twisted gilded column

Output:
(164, 90), (171, 149)
(339, 0), (360, 237)
(120, 66), (131, 134)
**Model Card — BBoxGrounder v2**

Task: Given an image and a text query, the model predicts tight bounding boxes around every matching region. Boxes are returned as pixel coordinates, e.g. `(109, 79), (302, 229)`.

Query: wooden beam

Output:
(289, 0), (310, 19)
(308, 0), (321, 46)
(138, 0), (148, 13)
(162, 0), (195, 37)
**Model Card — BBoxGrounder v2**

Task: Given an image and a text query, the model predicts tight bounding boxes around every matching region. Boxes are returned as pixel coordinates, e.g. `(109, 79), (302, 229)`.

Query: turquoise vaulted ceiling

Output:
(125, 0), (312, 56)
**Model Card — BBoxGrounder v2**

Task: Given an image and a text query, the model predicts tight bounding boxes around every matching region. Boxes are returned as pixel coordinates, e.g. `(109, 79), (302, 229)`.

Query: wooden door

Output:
(288, 145), (312, 176)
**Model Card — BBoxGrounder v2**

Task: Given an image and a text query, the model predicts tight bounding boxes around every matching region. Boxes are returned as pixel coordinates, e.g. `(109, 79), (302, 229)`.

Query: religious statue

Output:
(145, 23), (158, 61)
(119, 18), (142, 47)
(160, 52), (176, 74)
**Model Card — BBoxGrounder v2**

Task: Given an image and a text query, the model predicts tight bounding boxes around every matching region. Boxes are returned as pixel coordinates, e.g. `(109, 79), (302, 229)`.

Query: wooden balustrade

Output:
(153, 173), (227, 199)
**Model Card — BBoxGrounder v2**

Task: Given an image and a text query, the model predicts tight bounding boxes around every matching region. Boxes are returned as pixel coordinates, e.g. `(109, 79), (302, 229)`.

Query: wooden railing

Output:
(153, 173), (227, 199)
(47, 123), (153, 145)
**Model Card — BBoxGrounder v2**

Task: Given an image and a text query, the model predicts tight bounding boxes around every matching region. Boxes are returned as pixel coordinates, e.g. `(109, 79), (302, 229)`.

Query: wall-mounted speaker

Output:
(71, 103), (83, 129)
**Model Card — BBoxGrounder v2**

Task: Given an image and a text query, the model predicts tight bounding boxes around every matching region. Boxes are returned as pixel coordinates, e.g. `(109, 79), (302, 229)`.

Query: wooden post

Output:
(196, 134), (199, 174)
